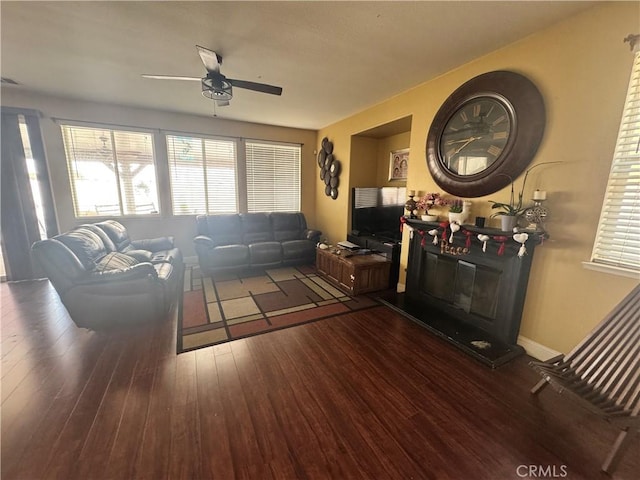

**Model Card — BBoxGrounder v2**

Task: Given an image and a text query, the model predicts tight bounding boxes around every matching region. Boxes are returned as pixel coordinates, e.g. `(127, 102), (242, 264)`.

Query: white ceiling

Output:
(1, 1), (597, 130)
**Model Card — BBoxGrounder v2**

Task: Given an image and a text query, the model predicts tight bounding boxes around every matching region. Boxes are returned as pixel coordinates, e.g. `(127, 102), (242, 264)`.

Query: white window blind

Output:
(246, 141), (301, 212)
(381, 186), (407, 206)
(354, 188), (379, 208)
(61, 125), (159, 217)
(591, 48), (640, 271)
(167, 134), (237, 215)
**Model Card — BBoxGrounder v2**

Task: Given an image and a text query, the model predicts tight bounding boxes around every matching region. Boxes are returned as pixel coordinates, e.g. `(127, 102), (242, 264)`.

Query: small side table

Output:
(316, 247), (391, 296)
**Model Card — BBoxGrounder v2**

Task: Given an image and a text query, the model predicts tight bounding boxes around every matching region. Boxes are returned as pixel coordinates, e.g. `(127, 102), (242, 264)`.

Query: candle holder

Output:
(405, 193), (417, 219)
(523, 196), (549, 232)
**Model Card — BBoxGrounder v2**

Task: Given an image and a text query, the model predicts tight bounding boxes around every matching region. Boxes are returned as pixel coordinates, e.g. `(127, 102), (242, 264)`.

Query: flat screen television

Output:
(351, 187), (406, 242)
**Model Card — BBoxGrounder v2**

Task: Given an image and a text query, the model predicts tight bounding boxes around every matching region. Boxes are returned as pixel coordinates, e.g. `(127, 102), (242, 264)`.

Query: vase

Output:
(501, 215), (517, 232)
(421, 214), (438, 222)
(448, 212), (466, 224)
(448, 201), (472, 224)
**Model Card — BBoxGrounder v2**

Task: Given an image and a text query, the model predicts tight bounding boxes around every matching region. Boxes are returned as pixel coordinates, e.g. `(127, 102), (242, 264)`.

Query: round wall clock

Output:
(426, 71), (545, 197)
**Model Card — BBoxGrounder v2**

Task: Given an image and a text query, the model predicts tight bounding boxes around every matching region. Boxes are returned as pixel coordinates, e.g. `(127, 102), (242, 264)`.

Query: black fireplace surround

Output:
(378, 218), (542, 367)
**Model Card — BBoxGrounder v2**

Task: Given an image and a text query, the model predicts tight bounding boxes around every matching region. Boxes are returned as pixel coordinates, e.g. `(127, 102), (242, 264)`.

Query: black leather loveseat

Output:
(31, 220), (183, 329)
(194, 212), (321, 275)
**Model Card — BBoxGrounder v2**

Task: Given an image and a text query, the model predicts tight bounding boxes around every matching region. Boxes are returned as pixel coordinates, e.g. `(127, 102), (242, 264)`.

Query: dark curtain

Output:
(1, 108), (58, 280)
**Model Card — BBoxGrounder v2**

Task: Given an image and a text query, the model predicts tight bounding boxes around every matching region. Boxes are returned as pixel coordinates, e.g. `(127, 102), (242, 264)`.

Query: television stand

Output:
(346, 233), (401, 288)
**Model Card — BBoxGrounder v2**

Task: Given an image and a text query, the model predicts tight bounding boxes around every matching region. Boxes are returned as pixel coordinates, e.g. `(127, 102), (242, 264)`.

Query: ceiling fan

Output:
(142, 45), (283, 106)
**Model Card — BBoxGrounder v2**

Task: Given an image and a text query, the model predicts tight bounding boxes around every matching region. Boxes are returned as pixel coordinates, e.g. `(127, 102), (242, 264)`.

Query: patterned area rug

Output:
(178, 265), (379, 353)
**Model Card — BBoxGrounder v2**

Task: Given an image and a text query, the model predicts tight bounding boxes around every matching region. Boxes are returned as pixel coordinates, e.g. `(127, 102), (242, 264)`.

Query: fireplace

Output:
(378, 219), (542, 367)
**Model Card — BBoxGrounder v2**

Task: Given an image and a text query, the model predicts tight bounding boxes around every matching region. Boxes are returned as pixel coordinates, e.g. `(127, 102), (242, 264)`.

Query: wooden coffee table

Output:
(315, 247), (391, 296)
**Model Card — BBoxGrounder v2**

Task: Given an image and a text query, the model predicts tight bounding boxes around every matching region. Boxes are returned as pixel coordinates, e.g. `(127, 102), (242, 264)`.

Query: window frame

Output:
(584, 45), (640, 279)
(245, 138), (302, 213)
(165, 131), (239, 216)
(60, 121), (161, 219)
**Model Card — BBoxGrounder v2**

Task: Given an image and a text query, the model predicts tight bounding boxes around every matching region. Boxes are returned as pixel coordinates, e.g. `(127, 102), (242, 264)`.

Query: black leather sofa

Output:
(194, 212), (321, 275)
(31, 220), (183, 329)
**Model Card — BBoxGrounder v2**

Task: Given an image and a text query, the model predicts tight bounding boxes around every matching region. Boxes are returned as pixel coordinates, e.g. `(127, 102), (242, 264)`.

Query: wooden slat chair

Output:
(94, 204), (120, 216)
(95, 203), (157, 215)
(529, 283), (640, 474)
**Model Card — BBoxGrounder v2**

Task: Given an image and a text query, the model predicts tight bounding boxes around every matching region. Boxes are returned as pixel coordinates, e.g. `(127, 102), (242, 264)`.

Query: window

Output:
(61, 125), (159, 217)
(589, 46), (640, 275)
(246, 141), (301, 212)
(354, 187), (379, 208)
(167, 134), (237, 215)
(18, 117), (46, 239)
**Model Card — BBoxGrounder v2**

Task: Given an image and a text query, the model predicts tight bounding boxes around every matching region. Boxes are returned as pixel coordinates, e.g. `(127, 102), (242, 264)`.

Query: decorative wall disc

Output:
(318, 137), (340, 200)
(324, 141), (334, 154)
(317, 149), (326, 168)
(329, 160), (341, 177)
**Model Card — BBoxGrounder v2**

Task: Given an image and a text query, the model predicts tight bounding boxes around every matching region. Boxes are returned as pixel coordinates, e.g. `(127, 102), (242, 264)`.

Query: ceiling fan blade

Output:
(196, 45), (221, 73)
(142, 74), (201, 81)
(228, 79), (283, 96)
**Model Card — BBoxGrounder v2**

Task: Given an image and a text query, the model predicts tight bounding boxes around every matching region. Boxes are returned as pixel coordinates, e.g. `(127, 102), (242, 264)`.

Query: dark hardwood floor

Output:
(1, 279), (638, 480)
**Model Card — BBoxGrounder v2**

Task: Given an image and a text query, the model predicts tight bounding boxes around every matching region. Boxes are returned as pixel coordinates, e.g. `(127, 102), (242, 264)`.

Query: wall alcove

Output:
(350, 115), (413, 194)
(346, 116), (413, 288)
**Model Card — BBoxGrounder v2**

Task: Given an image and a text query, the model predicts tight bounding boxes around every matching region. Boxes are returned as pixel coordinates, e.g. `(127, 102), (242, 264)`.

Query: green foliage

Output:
(449, 198), (463, 213)
(489, 200), (526, 217)
(489, 161), (563, 218)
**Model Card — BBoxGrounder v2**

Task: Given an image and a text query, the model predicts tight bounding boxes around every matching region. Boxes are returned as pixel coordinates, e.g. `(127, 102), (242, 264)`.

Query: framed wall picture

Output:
(389, 148), (409, 181)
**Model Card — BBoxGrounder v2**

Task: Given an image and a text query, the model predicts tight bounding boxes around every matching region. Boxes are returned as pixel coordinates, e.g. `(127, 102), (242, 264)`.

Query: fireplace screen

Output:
(421, 253), (501, 320)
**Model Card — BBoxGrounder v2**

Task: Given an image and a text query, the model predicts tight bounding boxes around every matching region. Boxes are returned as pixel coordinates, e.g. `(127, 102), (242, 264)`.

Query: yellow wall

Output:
(2, 90), (318, 257)
(349, 136), (378, 187)
(315, 2), (639, 353)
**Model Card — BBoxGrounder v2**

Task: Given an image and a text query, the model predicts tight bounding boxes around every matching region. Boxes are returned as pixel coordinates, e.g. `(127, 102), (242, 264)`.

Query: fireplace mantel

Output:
(379, 218), (544, 367)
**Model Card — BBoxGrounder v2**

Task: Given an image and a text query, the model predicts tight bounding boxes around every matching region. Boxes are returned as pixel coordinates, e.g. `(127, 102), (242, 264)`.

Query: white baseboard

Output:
(517, 335), (562, 361)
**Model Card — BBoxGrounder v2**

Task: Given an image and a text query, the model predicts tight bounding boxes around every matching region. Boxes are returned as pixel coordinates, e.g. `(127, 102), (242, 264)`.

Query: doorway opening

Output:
(1, 115), (48, 281)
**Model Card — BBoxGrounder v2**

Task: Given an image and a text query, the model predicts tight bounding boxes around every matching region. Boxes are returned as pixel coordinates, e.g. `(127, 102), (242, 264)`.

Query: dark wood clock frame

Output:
(426, 71), (545, 197)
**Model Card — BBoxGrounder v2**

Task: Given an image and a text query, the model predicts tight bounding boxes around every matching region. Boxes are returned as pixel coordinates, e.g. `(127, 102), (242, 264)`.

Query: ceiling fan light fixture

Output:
(201, 76), (233, 101)
(143, 46), (281, 103)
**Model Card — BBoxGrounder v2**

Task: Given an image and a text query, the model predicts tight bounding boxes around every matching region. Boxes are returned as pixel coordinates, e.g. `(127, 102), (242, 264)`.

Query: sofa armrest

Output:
(131, 237), (174, 251)
(304, 229), (322, 243)
(84, 263), (158, 284)
(126, 250), (154, 262)
(194, 235), (216, 249)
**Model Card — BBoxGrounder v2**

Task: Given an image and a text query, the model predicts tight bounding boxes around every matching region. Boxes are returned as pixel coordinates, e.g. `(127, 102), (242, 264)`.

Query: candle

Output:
(408, 190), (415, 197)
(533, 190), (547, 201)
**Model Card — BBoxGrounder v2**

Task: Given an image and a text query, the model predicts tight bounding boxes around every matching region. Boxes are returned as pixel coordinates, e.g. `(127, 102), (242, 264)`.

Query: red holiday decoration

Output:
(418, 230), (426, 246)
(439, 222), (449, 242)
(463, 230), (474, 249)
(493, 235), (509, 256)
